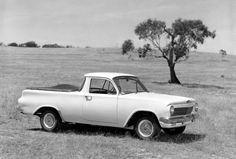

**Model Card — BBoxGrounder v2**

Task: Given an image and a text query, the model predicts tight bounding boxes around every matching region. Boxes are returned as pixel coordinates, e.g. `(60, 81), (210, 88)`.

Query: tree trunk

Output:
(169, 65), (181, 84)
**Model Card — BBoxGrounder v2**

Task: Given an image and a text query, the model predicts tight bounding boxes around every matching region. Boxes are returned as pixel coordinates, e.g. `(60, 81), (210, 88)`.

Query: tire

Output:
(163, 126), (186, 135)
(40, 110), (61, 132)
(134, 116), (161, 140)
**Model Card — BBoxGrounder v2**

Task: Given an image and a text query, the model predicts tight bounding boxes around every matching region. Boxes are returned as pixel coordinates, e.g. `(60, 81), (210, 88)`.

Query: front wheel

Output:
(134, 117), (161, 140)
(163, 126), (186, 135)
(40, 110), (61, 132)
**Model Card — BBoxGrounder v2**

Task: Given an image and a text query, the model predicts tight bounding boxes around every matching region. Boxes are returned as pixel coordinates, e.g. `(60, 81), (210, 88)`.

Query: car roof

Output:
(84, 72), (136, 79)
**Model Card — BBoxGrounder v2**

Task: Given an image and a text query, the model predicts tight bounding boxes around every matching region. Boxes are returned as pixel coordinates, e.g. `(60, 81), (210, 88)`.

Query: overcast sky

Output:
(0, 0), (235, 54)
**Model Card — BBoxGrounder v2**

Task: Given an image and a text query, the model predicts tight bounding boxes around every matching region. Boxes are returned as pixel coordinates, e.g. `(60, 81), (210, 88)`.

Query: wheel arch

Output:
(125, 110), (160, 128)
(33, 105), (64, 122)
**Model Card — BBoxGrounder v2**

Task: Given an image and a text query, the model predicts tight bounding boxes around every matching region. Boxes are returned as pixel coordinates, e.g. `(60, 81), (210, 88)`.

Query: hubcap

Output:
(43, 113), (56, 129)
(138, 119), (154, 137)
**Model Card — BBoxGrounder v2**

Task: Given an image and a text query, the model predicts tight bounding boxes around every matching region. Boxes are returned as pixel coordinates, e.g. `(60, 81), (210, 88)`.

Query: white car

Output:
(17, 72), (199, 140)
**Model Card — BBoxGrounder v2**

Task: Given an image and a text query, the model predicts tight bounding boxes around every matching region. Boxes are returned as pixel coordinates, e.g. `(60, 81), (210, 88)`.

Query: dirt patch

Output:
(182, 83), (224, 89)
(152, 81), (224, 89)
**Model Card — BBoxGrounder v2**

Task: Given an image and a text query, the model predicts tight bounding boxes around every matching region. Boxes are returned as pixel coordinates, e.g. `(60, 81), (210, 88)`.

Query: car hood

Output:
(123, 92), (194, 105)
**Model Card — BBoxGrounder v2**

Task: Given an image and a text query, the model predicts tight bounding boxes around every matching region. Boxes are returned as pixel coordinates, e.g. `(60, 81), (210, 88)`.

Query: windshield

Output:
(79, 78), (86, 91)
(113, 76), (148, 94)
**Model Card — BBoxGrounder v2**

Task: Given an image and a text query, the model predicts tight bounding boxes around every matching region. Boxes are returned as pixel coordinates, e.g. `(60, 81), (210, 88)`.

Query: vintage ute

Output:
(17, 72), (199, 140)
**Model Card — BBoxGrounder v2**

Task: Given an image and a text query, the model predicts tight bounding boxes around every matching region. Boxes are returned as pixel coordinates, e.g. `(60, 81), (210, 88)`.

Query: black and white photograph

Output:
(0, 0), (235, 158)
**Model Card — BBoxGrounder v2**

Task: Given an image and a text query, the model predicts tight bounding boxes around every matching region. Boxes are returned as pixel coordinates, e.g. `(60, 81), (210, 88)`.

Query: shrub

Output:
(8, 42), (18, 47)
(66, 45), (73, 48)
(42, 43), (64, 48)
(137, 44), (152, 58)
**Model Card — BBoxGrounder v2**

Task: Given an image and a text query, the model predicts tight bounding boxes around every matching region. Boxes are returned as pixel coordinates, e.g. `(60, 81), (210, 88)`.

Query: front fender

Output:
(122, 109), (158, 127)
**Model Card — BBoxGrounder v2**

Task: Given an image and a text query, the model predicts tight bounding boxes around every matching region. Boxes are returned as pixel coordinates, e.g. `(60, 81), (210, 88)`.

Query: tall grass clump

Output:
(0, 88), (22, 120)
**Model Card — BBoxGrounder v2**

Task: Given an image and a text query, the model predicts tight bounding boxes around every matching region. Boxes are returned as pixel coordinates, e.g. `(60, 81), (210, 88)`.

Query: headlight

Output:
(169, 105), (174, 115)
(192, 102), (198, 112)
(195, 104), (199, 112)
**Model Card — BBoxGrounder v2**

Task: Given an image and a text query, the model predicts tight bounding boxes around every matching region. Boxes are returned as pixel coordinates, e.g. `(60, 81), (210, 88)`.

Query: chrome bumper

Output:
(159, 113), (199, 128)
(16, 104), (29, 115)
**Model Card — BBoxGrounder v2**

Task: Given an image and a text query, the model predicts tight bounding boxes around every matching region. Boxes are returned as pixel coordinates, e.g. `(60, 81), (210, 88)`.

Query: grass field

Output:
(0, 47), (236, 159)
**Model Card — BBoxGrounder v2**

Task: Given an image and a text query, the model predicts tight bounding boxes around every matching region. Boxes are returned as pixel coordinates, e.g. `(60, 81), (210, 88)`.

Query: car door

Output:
(83, 78), (118, 124)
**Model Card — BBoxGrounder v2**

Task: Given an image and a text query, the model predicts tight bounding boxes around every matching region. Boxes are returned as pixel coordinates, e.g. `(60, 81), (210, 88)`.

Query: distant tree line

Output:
(8, 41), (38, 47)
(6, 41), (74, 48)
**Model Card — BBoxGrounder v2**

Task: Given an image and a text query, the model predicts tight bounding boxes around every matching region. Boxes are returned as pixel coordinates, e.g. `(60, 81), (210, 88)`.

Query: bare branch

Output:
(163, 27), (173, 38)
(149, 38), (169, 61)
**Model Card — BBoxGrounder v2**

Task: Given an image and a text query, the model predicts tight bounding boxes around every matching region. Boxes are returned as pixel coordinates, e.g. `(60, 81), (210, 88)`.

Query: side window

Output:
(90, 78), (117, 95)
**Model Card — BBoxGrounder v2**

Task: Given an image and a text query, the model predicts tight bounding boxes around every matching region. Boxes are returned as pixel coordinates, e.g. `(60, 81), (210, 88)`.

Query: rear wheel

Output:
(40, 110), (61, 132)
(134, 116), (161, 140)
(163, 126), (186, 135)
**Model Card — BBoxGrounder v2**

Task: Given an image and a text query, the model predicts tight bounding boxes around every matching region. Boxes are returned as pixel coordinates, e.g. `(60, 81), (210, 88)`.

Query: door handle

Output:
(85, 96), (92, 101)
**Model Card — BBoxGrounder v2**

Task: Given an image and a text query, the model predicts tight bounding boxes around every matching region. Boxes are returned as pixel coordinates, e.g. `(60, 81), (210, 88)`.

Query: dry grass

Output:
(0, 47), (236, 159)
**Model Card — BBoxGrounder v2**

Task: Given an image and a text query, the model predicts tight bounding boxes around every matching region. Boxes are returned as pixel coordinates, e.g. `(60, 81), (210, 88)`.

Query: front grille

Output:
(172, 107), (193, 116)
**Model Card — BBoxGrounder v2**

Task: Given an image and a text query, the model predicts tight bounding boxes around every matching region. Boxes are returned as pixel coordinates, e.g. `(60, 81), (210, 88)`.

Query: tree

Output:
(137, 44), (152, 58)
(122, 39), (135, 55)
(8, 42), (18, 47)
(219, 49), (227, 60)
(135, 18), (215, 84)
